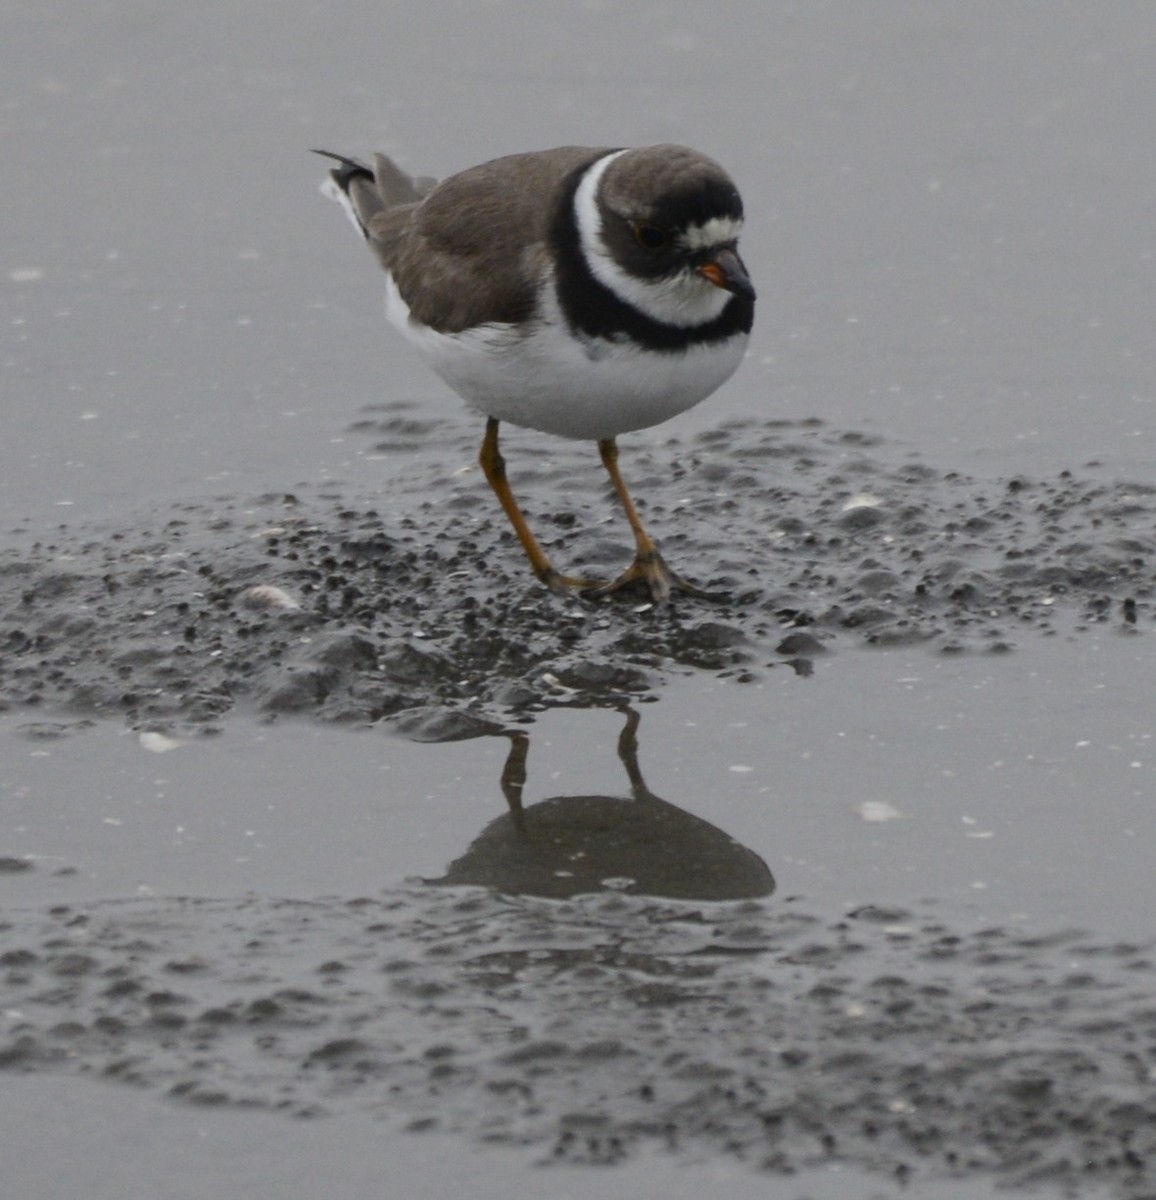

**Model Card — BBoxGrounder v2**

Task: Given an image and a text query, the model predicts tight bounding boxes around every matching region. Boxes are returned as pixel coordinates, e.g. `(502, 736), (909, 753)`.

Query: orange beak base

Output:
(696, 249), (756, 301)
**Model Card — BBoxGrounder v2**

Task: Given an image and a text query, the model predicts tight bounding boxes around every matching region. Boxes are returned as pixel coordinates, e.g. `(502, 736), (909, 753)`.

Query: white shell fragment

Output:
(239, 585), (302, 611)
(139, 731), (182, 754)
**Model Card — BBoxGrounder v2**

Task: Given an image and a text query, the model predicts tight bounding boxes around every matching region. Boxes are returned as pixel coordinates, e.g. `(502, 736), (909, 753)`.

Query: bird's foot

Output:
(538, 566), (611, 595)
(581, 550), (725, 605)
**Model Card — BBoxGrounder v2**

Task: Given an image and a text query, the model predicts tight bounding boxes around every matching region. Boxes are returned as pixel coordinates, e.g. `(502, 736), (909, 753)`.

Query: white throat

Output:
(572, 152), (735, 330)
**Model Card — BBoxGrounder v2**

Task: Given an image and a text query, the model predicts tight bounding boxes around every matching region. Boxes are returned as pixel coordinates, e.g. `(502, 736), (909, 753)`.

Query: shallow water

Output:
(3, 3), (1156, 1197)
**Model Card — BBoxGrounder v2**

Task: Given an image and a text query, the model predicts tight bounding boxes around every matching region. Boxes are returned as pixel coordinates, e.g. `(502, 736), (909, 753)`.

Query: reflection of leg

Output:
(499, 730), (530, 832)
(478, 419), (604, 592)
(616, 706), (653, 802)
(586, 438), (713, 603)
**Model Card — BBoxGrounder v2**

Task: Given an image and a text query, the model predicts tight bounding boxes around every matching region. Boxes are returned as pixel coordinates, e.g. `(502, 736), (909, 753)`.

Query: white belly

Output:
(383, 275), (747, 441)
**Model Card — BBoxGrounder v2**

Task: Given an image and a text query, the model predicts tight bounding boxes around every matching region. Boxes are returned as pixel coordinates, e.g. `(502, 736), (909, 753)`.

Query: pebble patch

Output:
(0, 417), (1149, 735)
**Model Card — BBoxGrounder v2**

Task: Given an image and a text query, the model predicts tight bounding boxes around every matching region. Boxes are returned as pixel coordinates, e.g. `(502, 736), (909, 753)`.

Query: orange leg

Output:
(478, 419), (604, 593)
(585, 437), (714, 603)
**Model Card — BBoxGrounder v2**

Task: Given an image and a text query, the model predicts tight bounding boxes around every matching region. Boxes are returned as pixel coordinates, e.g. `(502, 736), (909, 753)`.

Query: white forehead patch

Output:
(573, 151), (733, 329)
(678, 215), (744, 251)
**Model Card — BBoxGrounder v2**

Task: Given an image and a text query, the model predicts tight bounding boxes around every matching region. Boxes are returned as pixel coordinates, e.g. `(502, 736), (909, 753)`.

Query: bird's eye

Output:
(632, 222), (670, 251)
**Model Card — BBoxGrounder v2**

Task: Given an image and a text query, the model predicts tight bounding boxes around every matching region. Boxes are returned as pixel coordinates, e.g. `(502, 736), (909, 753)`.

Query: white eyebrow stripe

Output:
(678, 216), (744, 251)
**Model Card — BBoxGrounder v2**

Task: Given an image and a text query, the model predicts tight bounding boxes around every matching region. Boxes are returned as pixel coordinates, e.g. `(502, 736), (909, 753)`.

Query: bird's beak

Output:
(698, 248), (756, 301)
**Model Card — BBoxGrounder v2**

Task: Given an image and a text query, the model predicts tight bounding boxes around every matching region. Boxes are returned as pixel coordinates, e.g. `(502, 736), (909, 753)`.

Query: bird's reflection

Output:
(427, 708), (774, 901)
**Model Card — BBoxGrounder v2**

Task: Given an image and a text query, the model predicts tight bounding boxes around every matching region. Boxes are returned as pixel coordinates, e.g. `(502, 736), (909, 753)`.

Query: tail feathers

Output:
(366, 153), (437, 206)
(314, 149), (434, 241)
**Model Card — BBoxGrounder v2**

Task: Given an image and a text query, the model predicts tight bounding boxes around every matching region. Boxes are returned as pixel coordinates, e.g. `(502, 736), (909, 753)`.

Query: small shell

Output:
(858, 800), (902, 823)
(841, 493), (883, 512)
(139, 731), (182, 754)
(240, 584), (301, 611)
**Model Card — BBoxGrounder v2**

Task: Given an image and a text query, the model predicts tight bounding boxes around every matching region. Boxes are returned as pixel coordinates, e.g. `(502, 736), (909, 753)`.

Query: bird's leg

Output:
(478, 419), (605, 593)
(584, 437), (714, 603)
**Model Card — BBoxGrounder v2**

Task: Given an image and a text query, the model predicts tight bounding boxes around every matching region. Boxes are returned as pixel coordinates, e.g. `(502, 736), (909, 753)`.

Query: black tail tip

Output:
(311, 148), (372, 190)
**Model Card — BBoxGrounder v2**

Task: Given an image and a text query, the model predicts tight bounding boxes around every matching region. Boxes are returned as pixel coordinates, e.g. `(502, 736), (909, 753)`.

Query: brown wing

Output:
(374, 147), (611, 333)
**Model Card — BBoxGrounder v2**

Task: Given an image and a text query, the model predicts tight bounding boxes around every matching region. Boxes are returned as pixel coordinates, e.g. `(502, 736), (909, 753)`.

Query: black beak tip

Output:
(707, 248), (756, 302)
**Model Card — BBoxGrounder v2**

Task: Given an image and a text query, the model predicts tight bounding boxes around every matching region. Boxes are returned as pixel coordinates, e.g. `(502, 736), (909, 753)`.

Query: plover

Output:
(318, 143), (755, 602)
